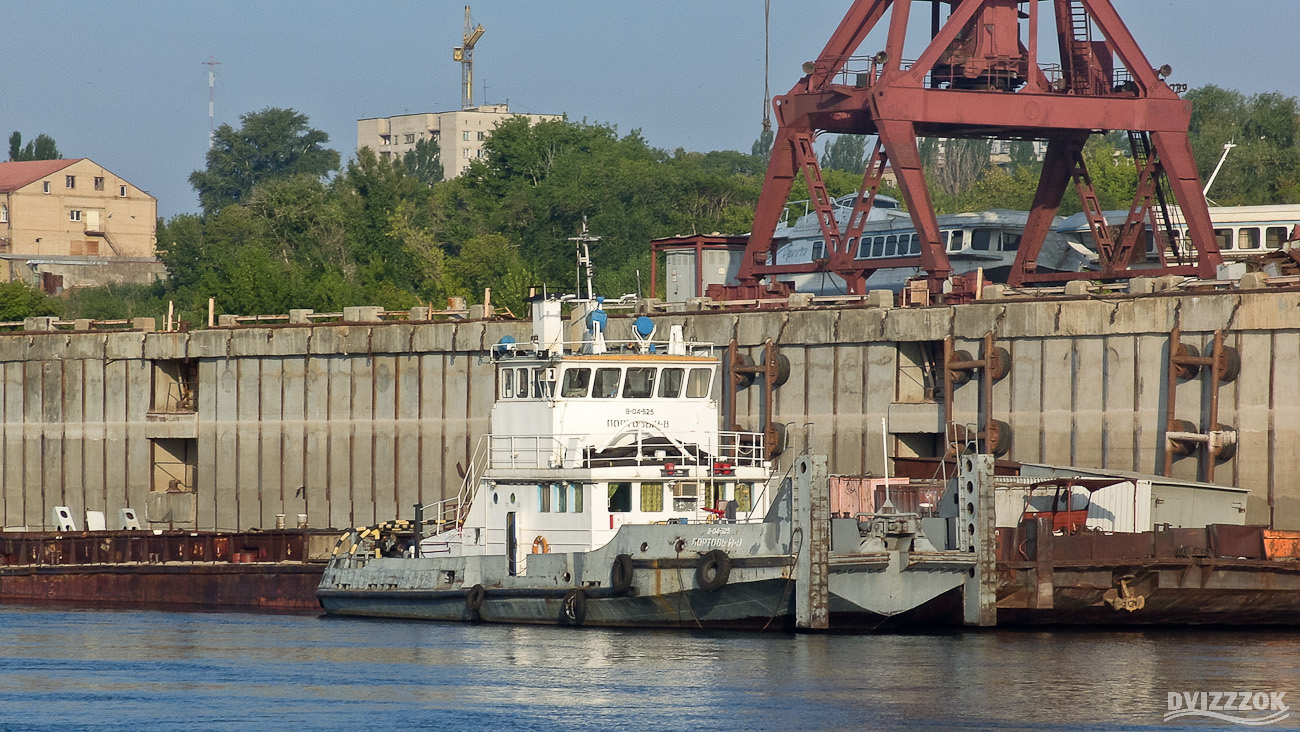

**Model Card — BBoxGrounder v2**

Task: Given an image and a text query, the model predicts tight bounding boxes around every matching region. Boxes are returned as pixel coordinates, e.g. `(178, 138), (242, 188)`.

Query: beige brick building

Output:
(357, 104), (560, 179)
(0, 158), (156, 258)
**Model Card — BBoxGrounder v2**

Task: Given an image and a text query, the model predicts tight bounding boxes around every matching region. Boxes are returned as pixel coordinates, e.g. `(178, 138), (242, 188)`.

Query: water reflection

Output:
(1, 606), (1298, 731)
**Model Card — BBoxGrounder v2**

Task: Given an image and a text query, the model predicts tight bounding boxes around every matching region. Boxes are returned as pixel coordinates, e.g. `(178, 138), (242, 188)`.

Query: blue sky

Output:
(4, 1), (1296, 218)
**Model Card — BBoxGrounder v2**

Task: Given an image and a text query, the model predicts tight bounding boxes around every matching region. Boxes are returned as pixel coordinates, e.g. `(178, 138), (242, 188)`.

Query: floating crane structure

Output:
(716, 0), (1224, 300)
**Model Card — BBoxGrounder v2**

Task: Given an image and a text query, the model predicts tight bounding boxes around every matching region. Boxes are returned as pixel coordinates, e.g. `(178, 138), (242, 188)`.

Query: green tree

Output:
(189, 108), (340, 215)
(820, 134), (867, 174)
(751, 128), (774, 166)
(8, 132), (61, 161)
(922, 137), (991, 196)
(403, 137), (444, 186)
(1187, 85), (1300, 204)
(0, 281), (61, 321)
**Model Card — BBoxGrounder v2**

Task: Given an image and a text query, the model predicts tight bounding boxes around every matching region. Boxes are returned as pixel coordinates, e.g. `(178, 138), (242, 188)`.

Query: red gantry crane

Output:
(714, 0), (1222, 301)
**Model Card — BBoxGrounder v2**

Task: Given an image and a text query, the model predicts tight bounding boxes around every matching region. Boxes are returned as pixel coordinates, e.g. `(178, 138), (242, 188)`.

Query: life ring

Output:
(695, 549), (732, 592)
(610, 553), (634, 593)
(532, 535), (551, 554)
(465, 584), (486, 618)
(560, 588), (587, 626)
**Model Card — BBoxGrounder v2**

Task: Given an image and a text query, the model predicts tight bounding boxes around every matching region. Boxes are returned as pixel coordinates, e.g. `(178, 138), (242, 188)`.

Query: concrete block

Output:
(104, 332), (146, 361)
(736, 312), (783, 347)
(340, 325), (373, 354)
(1237, 291), (1300, 331)
(288, 309), (314, 324)
(1217, 262), (1248, 281)
(787, 292), (814, 308)
(1157, 275), (1184, 292)
(952, 304), (1004, 338)
(452, 322), (486, 352)
(218, 314), (239, 327)
(1055, 300), (1115, 336)
(308, 326), (345, 355)
(1109, 297), (1174, 335)
(468, 304), (487, 320)
(1128, 277), (1156, 294)
(228, 328), (273, 358)
(370, 324), (416, 354)
(1000, 301), (1059, 338)
(410, 322), (456, 352)
(143, 332), (188, 361)
(1063, 280), (1091, 297)
(685, 312), (736, 346)
(261, 328), (311, 357)
(635, 298), (662, 314)
(865, 290), (894, 309)
(408, 306), (431, 321)
(187, 329), (230, 358)
(132, 318), (156, 332)
(343, 306), (383, 323)
(66, 334), (107, 360)
(835, 309), (884, 343)
(882, 307), (949, 342)
(783, 310), (834, 345)
(980, 284), (1006, 300)
(23, 333), (68, 362)
(1180, 293), (1237, 333)
(73, 319), (94, 331)
(685, 297), (715, 311)
(1239, 272), (1269, 290)
(23, 317), (56, 332)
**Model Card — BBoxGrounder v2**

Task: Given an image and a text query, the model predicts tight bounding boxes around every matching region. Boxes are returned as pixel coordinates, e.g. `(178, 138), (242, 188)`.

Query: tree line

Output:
(7, 84), (1298, 323)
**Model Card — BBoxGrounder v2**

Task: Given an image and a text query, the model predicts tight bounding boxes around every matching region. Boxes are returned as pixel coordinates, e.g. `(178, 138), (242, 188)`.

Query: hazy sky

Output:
(4, 1), (1296, 218)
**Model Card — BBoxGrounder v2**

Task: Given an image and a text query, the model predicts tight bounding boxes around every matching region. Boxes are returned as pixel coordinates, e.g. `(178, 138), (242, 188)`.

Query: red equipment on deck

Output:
(714, 0), (1223, 300)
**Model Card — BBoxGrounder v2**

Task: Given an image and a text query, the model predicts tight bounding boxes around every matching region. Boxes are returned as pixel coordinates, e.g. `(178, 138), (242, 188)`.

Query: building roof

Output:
(0, 159), (82, 193)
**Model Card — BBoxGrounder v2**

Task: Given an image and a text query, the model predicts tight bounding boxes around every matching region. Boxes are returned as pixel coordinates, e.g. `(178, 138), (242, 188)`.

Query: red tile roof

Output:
(0, 159), (82, 193)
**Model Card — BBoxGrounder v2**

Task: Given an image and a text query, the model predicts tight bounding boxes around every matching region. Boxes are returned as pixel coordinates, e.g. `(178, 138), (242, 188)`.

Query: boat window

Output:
(971, 230), (992, 251)
(608, 482), (631, 513)
(871, 236), (885, 258)
(811, 240), (827, 260)
(686, 368), (712, 398)
(1001, 233), (1021, 252)
(1215, 228), (1232, 250)
(515, 367), (529, 398)
(908, 233), (920, 255)
(555, 482), (567, 513)
(639, 482), (664, 512)
(847, 237), (858, 259)
(572, 483), (585, 513)
(856, 237), (871, 259)
(705, 482), (726, 510)
(533, 369), (554, 398)
(659, 368), (684, 398)
(538, 484), (552, 512)
(949, 230), (964, 252)
(735, 483), (752, 512)
(561, 368), (591, 398)
(1267, 226), (1288, 249)
(884, 234), (897, 257)
(1238, 227), (1261, 250)
(501, 368), (514, 398)
(623, 367), (656, 398)
(593, 368), (621, 398)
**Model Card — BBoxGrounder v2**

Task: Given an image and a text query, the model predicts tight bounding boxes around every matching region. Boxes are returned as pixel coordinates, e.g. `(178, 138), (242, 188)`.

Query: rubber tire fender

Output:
(465, 584), (486, 619)
(560, 588), (587, 626)
(610, 553), (635, 594)
(695, 549), (732, 593)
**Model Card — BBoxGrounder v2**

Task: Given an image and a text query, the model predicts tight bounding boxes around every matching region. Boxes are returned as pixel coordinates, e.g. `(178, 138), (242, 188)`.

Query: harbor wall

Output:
(0, 289), (1296, 532)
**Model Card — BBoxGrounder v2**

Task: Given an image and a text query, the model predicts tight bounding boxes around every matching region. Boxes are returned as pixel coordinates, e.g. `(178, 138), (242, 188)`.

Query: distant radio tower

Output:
(453, 6), (485, 110)
(202, 56), (222, 148)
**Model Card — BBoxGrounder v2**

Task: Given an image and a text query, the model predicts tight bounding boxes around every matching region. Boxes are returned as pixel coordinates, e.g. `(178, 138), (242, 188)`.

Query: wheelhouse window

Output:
(871, 235), (885, 258)
(561, 368), (591, 397)
(538, 484), (552, 512)
(593, 368), (621, 398)
(949, 230), (964, 252)
(811, 240), (827, 260)
(555, 482), (567, 513)
(515, 367), (529, 398)
(608, 482), (631, 513)
(1001, 233), (1021, 251)
(622, 367), (655, 398)
(639, 482), (664, 512)
(532, 368), (553, 398)
(571, 483), (585, 513)
(686, 368), (712, 398)
(501, 369), (515, 398)
(884, 234), (898, 257)
(735, 483), (753, 512)
(971, 230), (992, 251)
(658, 368), (684, 398)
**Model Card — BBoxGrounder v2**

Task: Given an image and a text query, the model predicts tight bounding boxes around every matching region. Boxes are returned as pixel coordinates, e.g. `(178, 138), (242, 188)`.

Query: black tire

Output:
(695, 550), (732, 592)
(610, 553), (634, 594)
(465, 584), (486, 619)
(560, 588), (587, 626)
(762, 347), (792, 388)
(733, 353), (756, 390)
(949, 350), (973, 387)
(1218, 346), (1241, 384)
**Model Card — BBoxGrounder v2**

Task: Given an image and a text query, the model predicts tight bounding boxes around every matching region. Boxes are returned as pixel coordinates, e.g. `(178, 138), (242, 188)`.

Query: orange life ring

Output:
(531, 535), (550, 554)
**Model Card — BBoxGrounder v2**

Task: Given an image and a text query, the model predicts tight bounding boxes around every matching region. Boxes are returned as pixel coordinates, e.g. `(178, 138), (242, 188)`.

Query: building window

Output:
(86, 240), (99, 256)
(462, 131), (470, 141)
(119, 185), (127, 197)
(65, 175), (75, 189)
(379, 134), (391, 146)
(69, 210), (82, 222)
(477, 131), (485, 141)
(431, 130), (440, 141)
(0, 204), (6, 223)
(43, 181), (50, 194)
(404, 133), (415, 144)
(463, 149), (471, 158)
(94, 176), (105, 191)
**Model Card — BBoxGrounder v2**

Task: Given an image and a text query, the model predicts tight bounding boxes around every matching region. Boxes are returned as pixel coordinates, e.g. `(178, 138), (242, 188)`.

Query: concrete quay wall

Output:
(0, 289), (1296, 532)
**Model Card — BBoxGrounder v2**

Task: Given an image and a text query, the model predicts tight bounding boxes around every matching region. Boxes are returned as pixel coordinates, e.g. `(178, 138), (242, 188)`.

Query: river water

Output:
(1, 605), (1298, 731)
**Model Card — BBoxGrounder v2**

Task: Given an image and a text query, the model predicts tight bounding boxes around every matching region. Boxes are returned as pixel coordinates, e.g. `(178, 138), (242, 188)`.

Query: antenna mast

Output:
(202, 56), (221, 148)
(454, 6), (485, 110)
(568, 217), (600, 301)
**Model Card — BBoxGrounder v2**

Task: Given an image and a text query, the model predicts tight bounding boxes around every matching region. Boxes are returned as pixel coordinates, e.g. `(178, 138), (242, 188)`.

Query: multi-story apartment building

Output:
(357, 104), (560, 179)
(0, 158), (161, 290)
